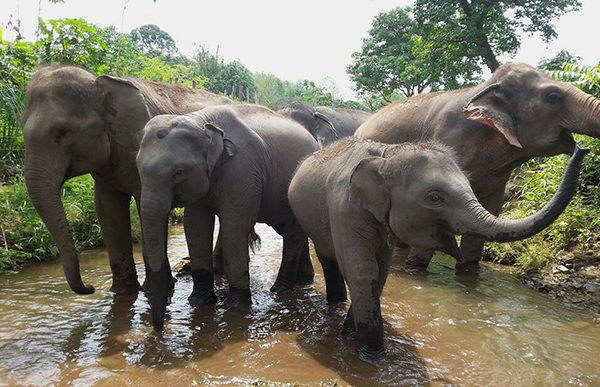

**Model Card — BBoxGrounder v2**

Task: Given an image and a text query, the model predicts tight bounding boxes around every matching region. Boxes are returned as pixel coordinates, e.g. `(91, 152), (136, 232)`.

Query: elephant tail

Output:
(249, 228), (262, 253)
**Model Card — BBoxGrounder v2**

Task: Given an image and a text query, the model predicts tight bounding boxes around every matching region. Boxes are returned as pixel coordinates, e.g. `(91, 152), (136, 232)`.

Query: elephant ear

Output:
(313, 111), (339, 139)
(203, 123), (237, 179)
(463, 83), (522, 148)
(349, 157), (389, 223)
(95, 75), (151, 149)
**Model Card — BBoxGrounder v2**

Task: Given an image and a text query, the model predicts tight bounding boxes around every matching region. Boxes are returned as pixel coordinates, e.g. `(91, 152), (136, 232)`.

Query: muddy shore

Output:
(521, 250), (600, 318)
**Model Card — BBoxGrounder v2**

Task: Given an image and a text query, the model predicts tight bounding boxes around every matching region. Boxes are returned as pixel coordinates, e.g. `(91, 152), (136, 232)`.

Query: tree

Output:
(130, 24), (177, 57)
(213, 60), (256, 100)
(254, 73), (287, 109)
(96, 26), (145, 76)
(538, 50), (581, 71)
(414, 0), (582, 73)
(297, 80), (334, 106)
(37, 18), (108, 70)
(348, 7), (481, 100)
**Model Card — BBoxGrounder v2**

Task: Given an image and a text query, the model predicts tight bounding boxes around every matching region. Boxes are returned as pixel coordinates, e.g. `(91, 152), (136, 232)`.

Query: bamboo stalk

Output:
(0, 225), (7, 251)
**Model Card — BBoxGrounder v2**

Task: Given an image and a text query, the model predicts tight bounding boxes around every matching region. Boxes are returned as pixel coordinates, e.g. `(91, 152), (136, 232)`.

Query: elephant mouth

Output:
(434, 224), (463, 263)
(560, 128), (576, 143)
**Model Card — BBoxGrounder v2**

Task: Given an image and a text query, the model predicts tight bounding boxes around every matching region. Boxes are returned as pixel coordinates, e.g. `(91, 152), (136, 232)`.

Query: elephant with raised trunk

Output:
(356, 62), (600, 271)
(288, 137), (588, 362)
(279, 102), (372, 147)
(22, 65), (232, 295)
(137, 104), (319, 329)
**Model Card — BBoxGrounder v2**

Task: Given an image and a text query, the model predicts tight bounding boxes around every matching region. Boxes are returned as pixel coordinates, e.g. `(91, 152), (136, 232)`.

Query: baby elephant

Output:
(137, 104), (319, 329)
(288, 137), (588, 362)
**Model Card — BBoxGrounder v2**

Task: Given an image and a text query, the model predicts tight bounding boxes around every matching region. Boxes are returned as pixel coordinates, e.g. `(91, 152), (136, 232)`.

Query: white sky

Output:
(2, 0), (599, 99)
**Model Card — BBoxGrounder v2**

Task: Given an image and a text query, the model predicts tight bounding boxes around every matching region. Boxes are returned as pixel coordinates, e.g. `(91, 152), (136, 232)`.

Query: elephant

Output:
(355, 62), (600, 271)
(278, 102), (372, 147)
(136, 104), (319, 329)
(22, 65), (233, 295)
(288, 137), (588, 362)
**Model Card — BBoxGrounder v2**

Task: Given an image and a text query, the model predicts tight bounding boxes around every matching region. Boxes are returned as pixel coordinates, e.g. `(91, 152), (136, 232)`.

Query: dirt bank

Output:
(521, 250), (600, 318)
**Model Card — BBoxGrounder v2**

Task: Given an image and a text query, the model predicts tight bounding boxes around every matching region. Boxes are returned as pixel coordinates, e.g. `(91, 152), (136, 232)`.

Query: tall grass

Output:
(0, 175), (141, 272)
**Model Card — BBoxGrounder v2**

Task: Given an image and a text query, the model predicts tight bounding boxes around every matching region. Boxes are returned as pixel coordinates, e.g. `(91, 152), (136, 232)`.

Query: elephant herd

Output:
(22, 63), (598, 363)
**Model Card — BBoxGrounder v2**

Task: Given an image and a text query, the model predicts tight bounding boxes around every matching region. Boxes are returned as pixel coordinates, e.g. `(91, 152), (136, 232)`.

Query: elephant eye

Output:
(427, 191), (443, 204)
(172, 168), (184, 181)
(545, 92), (563, 104)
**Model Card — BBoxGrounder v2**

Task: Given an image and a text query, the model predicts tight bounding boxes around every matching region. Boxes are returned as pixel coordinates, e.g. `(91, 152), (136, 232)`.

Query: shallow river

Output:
(0, 224), (599, 386)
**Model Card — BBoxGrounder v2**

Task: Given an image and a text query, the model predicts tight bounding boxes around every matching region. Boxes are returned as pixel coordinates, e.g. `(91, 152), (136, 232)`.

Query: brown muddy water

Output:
(0, 224), (599, 386)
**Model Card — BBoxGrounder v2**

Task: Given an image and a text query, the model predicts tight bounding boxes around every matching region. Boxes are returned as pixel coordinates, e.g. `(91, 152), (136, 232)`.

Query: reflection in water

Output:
(0, 225), (599, 386)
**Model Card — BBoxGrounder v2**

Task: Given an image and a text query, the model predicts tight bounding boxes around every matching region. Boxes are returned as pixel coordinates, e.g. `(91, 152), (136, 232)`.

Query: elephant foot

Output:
(326, 278), (347, 303)
(327, 290), (347, 304)
(294, 274), (314, 288)
(190, 270), (216, 306)
(341, 324), (356, 341)
(110, 280), (141, 295)
(357, 343), (386, 364)
(270, 281), (293, 294)
(224, 288), (252, 310)
(402, 257), (431, 273)
(341, 307), (355, 340)
(188, 291), (218, 307)
(455, 260), (482, 273)
(296, 256), (315, 287)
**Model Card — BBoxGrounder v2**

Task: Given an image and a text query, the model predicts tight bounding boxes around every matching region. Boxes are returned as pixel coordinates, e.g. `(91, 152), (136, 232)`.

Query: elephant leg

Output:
(343, 246), (391, 343)
(94, 182), (140, 294)
(270, 219), (312, 293)
(213, 227), (224, 276)
(401, 247), (434, 272)
(341, 246), (386, 363)
(184, 203), (218, 306)
(342, 305), (355, 340)
(317, 252), (346, 303)
(457, 187), (505, 272)
(219, 212), (255, 309)
(294, 240), (315, 287)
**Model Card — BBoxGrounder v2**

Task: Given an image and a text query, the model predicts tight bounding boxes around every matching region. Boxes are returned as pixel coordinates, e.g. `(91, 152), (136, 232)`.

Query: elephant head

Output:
(349, 142), (588, 261)
(136, 113), (236, 327)
(279, 102), (338, 147)
(23, 65), (151, 294)
(464, 62), (600, 156)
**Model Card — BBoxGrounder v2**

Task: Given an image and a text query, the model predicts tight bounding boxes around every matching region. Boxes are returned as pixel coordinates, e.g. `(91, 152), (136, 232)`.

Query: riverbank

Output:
(521, 247), (600, 317)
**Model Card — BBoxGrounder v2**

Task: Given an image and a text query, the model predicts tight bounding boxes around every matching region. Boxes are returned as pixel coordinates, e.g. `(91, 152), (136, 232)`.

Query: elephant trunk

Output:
(568, 86), (600, 139)
(457, 145), (589, 242)
(25, 155), (95, 294)
(139, 187), (173, 329)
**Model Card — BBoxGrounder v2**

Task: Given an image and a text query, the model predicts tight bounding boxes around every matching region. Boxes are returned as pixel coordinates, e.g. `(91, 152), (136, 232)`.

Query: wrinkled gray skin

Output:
(356, 62), (600, 271)
(137, 104), (319, 329)
(288, 137), (588, 363)
(23, 65), (232, 295)
(278, 102), (372, 147)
